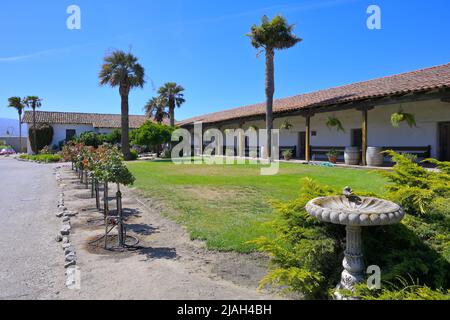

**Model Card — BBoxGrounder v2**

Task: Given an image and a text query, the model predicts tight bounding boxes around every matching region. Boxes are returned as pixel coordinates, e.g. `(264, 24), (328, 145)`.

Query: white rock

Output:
(60, 225), (71, 236)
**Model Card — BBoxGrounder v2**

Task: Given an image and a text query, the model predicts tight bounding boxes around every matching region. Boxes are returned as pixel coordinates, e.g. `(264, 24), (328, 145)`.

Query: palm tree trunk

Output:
(32, 107), (37, 154)
(120, 88), (131, 160)
(18, 111), (22, 153)
(265, 48), (275, 160)
(169, 97), (175, 127)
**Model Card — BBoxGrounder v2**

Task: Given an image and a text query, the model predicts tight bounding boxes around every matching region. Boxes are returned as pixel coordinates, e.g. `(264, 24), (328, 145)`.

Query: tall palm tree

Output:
(23, 96), (42, 154)
(158, 82), (185, 127)
(7, 97), (25, 153)
(144, 97), (169, 124)
(99, 50), (145, 160)
(247, 15), (301, 159)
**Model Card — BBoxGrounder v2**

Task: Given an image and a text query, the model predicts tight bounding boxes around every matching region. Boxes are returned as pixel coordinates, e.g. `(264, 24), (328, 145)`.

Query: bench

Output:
(310, 146), (431, 161)
(382, 146), (431, 159)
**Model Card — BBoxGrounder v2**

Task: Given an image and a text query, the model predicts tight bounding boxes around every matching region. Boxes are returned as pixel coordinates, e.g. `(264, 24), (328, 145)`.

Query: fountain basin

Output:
(305, 196), (404, 227)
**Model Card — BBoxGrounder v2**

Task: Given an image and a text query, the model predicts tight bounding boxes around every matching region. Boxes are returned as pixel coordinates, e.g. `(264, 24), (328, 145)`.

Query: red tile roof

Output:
(22, 111), (153, 129)
(179, 62), (450, 126)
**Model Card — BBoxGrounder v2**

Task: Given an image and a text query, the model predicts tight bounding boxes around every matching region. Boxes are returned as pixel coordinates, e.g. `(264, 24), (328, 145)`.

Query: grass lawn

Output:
(127, 160), (388, 253)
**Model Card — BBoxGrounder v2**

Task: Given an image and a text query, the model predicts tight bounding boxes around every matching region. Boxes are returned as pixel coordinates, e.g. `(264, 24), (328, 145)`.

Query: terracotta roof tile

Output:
(22, 111), (162, 128)
(179, 62), (450, 126)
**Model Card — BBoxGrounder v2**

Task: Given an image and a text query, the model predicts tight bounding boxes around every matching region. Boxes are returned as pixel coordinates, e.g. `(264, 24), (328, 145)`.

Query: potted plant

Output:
(326, 148), (339, 164)
(282, 149), (293, 161)
(391, 108), (416, 128)
(326, 116), (345, 132)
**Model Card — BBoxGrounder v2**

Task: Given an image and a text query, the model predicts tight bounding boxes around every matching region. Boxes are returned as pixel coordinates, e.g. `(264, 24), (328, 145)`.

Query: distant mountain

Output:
(0, 118), (28, 137)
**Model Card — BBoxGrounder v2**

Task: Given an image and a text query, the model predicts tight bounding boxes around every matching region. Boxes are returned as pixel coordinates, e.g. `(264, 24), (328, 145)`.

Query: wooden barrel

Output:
(344, 147), (360, 165)
(366, 147), (384, 167)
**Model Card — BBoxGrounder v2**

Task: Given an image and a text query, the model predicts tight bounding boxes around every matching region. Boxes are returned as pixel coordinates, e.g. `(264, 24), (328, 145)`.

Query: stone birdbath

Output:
(305, 187), (404, 296)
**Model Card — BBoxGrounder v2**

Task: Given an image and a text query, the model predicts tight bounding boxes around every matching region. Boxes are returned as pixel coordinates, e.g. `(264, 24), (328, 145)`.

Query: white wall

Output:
(206, 99), (450, 159)
(26, 124), (116, 154)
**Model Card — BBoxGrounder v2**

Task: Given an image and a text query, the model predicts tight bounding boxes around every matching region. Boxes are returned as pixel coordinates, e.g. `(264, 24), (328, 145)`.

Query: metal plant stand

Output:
(305, 187), (404, 298)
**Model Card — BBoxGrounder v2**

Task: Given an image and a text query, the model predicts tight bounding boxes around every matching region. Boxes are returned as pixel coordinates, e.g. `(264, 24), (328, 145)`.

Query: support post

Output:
(238, 123), (245, 158)
(104, 182), (109, 216)
(95, 179), (100, 210)
(116, 184), (124, 247)
(362, 109), (368, 166)
(305, 114), (311, 162)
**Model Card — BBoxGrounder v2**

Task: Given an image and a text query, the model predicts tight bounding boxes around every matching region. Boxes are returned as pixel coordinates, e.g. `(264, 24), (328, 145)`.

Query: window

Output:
(66, 129), (76, 141)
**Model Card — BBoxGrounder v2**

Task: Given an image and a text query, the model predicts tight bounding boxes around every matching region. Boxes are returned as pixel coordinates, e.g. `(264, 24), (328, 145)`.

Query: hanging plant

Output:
(280, 120), (293, 131)
(248, 125), (259, 131)
(326, 116), (345, 132)
(391, 108), (417, 128)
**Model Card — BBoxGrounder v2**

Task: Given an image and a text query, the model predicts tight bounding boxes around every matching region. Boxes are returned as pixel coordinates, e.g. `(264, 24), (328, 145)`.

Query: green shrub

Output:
(129, 149), (138, 161)
(252, 152), (450, 299)
(77, 131), (101, 148)
(20, 154), (62, 163)
(28, 123), (54, 153)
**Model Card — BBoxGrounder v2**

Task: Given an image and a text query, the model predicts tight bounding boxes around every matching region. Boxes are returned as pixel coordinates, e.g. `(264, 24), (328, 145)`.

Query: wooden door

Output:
(439, 122), (450, 161)
(298, 132), (306, 159)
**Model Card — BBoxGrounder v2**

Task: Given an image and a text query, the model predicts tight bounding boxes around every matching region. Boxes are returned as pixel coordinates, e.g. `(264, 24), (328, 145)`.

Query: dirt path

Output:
(57, 165), (282, 300)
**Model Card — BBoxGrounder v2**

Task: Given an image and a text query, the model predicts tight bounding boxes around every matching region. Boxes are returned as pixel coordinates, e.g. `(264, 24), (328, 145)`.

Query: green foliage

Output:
(280, 120), (293, 131)
(131, 121), (174, 151)
(326, 148), (339, 157)
(391, 108), (417, 128)
(76, 131), (101, 148)
(20, 153), (61, 163)
(28, 123), (54, 153)
(93, 145), (135, 186)
(103, 129), (122, 144)
(282, 149), (293, 160)
(326, 116), (345, 132)
(247, 15), (302, 51)
(253, 152), (450, 299)
(349, 277), (450, 300)
(129, 149), (138, 161)
(382, 151), (450, 215)
(250, 178), (344, 299)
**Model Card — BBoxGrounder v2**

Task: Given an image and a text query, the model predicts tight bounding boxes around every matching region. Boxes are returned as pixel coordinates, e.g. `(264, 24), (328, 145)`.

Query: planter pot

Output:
(344, 147), (361, 165)
(366, 147), (384, 167)
(328, 155), (337, 164)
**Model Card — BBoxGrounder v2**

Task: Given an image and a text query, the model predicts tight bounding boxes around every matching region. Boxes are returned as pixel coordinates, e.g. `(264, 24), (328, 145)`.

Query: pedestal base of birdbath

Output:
(334, 225), (365, 300)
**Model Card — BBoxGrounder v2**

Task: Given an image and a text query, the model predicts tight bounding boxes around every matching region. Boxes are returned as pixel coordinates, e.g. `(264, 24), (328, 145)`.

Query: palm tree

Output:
(7, 97), (25, 153)
(247, 15), (301, 159)
(144, 97), (169, 124)
(99, 50), (145, 160)
(24, 96), (42, 154)
(158, 82), (185, 127)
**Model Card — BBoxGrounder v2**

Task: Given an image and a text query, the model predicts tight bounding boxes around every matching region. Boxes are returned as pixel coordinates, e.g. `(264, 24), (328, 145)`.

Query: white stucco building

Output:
(180, 63), (450, 163)
(22, 111), (149, 154)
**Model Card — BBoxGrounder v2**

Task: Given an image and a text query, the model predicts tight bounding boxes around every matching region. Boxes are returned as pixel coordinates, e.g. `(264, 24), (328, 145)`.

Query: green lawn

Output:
(127, 160), (388, 253)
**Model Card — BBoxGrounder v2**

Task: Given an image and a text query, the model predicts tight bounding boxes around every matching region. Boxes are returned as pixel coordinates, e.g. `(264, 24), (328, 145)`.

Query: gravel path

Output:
(0, 157), (66, 299)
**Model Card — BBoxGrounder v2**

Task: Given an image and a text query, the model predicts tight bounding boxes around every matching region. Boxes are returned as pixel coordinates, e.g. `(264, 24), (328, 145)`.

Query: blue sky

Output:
(1, 0), (449, 121)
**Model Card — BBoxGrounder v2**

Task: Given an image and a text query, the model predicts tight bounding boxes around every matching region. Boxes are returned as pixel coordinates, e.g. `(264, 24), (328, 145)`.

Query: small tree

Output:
(28, 123), (53, 153)
(24, 96), (42, 154)
(132, 121), (174, 155)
